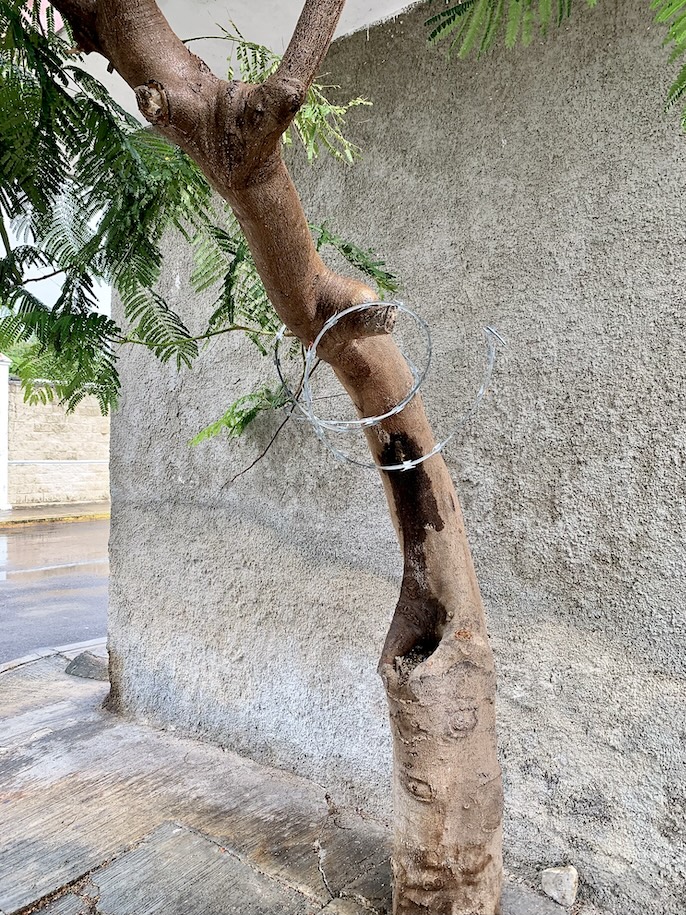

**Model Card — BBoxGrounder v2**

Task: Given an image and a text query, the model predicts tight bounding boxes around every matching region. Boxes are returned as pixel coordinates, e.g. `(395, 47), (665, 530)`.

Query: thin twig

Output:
(229, 413), (291, 484)
(228, 354), (317, 484)
(114, 324), (288, 348)
(0, 221), (22, 284)
(22, 268), (66, 284)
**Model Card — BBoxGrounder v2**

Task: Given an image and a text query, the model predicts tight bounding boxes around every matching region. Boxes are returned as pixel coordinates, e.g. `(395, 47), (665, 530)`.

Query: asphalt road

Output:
(0, 519), (109, 663)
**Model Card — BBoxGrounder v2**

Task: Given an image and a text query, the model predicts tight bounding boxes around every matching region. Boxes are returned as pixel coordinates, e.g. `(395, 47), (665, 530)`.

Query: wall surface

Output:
(8, 380), (110, 505)
(108, 2), (686, 913)
(0, 355), (9, 510)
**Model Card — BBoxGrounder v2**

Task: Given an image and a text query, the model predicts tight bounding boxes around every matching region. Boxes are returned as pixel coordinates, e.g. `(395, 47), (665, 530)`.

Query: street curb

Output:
(0, 637), (108, 674)
(0, 511), (110, 528)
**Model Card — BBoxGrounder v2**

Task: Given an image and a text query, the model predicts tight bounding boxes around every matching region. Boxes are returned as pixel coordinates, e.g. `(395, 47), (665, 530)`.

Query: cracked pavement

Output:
(0, 653), (574, 915)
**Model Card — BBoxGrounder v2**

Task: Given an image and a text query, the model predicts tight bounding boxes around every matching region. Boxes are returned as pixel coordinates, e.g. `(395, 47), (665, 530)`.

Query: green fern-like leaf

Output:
(426, 0), (599, 56)
(652, 0), (686, 125)
(311, 224), (400, 296)
(190, 386), (288, 444)
(120, 288), (199, 369)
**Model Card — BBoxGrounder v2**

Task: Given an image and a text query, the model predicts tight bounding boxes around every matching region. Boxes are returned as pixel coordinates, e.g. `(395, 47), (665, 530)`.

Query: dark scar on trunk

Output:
(380, 433), (445, 541)
(380, 433), (447, 667)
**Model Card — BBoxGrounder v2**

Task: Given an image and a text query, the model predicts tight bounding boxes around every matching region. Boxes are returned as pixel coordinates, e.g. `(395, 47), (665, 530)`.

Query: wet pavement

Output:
(0, 651), (576, 915)
(0, 519), (109, 663)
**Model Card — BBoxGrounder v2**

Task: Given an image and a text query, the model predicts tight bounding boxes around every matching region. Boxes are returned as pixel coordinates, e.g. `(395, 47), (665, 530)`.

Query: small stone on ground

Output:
(541, 865), (579, 907)
(64, 650), (109, 681)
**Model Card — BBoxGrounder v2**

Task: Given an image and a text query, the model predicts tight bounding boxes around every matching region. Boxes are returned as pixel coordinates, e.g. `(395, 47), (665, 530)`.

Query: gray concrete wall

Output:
(108, 2), (686, 912)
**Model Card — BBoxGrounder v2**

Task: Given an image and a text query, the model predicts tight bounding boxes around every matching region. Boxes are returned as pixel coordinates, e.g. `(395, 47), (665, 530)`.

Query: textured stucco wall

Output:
(108, 2), (685, 912)
(8, 380), (110, 505)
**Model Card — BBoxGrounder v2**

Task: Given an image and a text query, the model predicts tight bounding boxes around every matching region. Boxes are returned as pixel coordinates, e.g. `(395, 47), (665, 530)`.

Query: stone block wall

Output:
(7, 379), (110, 505)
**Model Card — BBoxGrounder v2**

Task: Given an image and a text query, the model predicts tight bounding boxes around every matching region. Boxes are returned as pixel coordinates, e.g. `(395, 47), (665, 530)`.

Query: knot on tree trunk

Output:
(315, 302), (399, 361)
(135, 80), (169, 124)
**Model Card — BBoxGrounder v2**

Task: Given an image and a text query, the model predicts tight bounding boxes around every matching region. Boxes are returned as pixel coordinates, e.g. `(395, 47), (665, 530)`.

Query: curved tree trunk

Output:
(53, 1), (504, 911)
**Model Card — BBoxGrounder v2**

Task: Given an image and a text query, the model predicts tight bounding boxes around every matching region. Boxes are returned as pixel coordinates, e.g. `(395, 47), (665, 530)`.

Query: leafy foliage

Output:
(312, 224), (400, 297)
(189, 386), (290, 444)
(0, 2), (387, 433)
(0, 302), (121, 411)
(222, 25), (371, 163)
(425, 0), (598, 56)
(426, 0), (686, 127)
(652, 0), (686, 128)
(0, 0), (214, 408)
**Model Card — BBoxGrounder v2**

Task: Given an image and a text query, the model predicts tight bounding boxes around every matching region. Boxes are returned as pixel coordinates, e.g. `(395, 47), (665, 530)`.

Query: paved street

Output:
(0, 519), (109, 663)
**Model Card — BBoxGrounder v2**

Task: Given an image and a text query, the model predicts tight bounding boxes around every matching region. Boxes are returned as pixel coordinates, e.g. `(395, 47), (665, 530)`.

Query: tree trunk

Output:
(372, 417), (503, 915)
(53, 1), (504, 911)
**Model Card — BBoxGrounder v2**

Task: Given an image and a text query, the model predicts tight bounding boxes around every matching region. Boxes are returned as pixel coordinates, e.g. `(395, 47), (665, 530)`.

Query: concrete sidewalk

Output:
(0, 502), (110, 528)
(0, 645), (586, 915)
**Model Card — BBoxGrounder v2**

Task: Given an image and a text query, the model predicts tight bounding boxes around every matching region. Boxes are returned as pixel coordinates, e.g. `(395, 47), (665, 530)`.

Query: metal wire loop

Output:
(274, 301), (504, 472)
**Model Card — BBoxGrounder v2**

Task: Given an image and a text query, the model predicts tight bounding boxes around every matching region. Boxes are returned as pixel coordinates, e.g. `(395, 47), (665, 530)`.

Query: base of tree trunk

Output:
(383, 625), (503, 915)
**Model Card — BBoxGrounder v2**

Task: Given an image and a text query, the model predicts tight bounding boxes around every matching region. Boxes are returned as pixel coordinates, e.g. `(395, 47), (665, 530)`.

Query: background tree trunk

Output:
(52, 1), (504, 911)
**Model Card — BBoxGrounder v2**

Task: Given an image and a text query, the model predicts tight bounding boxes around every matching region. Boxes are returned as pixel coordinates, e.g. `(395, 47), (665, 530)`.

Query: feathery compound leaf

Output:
(120, 288), (198, 369)
(667, 61), (686, 117)
(0, 0), (220, 410)
(426, 2), (476, 45)
(458, 0), (491, 57)
(425, 0), (599, 56)
(427, 0), (686, 131)
(311, 223), (400, 296)
(481, 0), (506, 53)
(538, 0), (553, 30)
(505, 0), (524, 47)
(652, 0), (686, 124)
(189, 386), (289, 444)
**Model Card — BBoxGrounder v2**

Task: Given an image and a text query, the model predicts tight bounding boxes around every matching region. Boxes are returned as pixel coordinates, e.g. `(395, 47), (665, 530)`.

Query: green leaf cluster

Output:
(222, 25), (371, 163)
(189, 386), (290, 445)
(652, 0), (686, 128)
(426, 0), (598, 56)
(312, 224), (400, 298)
(426, 0), (686, 128)
(0, 0), (217, 407)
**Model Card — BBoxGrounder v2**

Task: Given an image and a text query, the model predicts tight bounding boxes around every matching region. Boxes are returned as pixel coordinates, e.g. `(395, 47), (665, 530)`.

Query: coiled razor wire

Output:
(274, 301), (505, 472)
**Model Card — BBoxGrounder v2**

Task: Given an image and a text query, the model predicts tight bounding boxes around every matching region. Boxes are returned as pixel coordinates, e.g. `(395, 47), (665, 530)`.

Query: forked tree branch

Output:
(53, 0), (224, 161)
(51, 0), (477, 652)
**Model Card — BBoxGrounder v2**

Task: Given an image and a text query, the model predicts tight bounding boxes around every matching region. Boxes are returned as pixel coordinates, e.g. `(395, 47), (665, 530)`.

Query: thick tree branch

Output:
(53, 0), (100, 53)
(276, 0), (347, 88)
(52, 0), (224, 161)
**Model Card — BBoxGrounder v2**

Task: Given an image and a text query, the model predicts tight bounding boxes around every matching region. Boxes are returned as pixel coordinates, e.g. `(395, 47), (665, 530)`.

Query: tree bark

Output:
(52, 1), (504, 911)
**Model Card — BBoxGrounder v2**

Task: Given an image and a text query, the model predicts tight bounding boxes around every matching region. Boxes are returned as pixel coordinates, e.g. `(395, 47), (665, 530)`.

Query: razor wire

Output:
(274, 301), (504, 472)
